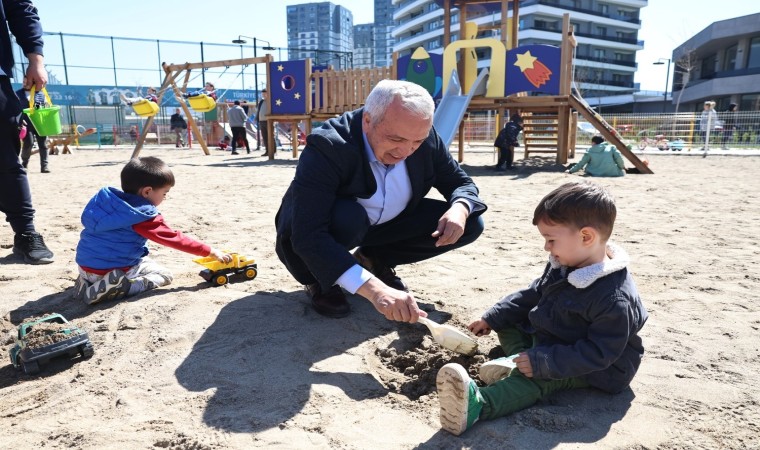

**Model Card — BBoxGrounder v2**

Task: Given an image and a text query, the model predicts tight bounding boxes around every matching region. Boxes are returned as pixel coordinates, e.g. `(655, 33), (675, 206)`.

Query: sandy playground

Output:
(1, 145), (759, 449)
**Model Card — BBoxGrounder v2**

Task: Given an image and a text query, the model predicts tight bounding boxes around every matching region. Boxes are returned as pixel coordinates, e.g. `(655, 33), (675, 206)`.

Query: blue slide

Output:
(432, 68), (489, 148)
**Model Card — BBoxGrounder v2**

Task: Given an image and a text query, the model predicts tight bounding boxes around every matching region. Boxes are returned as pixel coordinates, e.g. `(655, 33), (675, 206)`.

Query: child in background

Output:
(218, 135), (231, 150)
(567, 135), (626, 177)
(436, 181), (648, 435)
(74, 157), (231, 305)
(183, 82), (217, 100)
(120, 87), (158, 105)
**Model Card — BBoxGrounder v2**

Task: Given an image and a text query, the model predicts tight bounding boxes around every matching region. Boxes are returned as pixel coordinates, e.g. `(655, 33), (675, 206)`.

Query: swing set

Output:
(130, 54), (272, 158)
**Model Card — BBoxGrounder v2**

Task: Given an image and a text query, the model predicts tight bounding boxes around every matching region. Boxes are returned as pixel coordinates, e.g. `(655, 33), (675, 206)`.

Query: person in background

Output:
(698, 100), (718, 150)
(74, 157), (231, 305)
(256, 89), (270, 154)
(1, 0), (55, 264)
(721, 103), (738, 150)
(567, 135), (625, 177)
(169, 108), (187, 148)
(228, 100), (250, 155)
(436, 181), (647, 436)
(492, 114), (523, 171)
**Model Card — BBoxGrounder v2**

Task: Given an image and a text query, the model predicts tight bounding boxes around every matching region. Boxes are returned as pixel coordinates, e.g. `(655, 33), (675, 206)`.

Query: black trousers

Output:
(20, 129), (48, 169)
(276, 198), (485, 287)
(497, 145), (515, 168)
(258, 120), (268, 150)
(231, 126), (249, 151)
(0, 76), (35, 234)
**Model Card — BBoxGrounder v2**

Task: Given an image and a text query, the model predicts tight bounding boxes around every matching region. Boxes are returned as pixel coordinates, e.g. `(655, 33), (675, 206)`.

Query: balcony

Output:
(575, 54), (637, 68)
(521, 0), (641, 25)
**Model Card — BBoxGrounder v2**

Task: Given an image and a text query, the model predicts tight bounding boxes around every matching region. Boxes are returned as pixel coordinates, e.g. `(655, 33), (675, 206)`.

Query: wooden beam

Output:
(164, 55), (270, 72)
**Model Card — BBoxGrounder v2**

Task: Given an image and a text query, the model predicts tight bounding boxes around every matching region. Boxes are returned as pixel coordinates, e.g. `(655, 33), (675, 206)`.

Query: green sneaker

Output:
(479, 354), (519, 385)
(436, 363), (485, 436)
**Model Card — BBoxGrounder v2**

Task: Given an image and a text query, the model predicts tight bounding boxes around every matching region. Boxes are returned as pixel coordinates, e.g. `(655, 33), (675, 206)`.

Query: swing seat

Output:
(131, 99), (159, 117)
(188, 94), (217, 112)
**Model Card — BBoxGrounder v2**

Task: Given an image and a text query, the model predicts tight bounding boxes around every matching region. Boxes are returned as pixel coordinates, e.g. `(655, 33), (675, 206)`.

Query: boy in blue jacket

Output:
(436, 180), (648, 435)
(74, 157), (230, 305)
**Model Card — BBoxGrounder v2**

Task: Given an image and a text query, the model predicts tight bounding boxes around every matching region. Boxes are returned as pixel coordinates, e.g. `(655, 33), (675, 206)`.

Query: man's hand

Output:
(357, 277), (427, 323)
(467, 318), (491, 337)
(514, 352), (534, 378)
(431, 202), (469, 247)
(24, 53), (47, 91)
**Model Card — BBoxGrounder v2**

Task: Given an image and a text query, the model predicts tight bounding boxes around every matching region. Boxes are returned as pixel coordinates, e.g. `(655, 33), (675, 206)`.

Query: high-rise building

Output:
(354, 24), (375, 68)
(391, 0), (646, 97)
(286, 2), (355, 69)
(374, 0), (397, 67)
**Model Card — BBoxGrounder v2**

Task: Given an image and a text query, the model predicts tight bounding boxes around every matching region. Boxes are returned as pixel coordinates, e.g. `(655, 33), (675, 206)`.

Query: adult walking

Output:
(228, 100), (250, 155)
(169, 108), (187, 148)
(1, 0), (54, 264)
(275, 80), (486, 320)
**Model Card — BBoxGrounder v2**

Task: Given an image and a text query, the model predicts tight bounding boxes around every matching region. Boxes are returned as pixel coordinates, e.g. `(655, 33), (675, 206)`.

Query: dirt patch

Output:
(374, 332), (507, 400)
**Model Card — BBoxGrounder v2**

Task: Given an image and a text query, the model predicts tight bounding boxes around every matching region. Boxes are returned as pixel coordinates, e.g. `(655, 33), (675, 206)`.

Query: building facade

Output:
(391, 0), (646, 98)
(353, 24), (375, 68)
(671, 13), (760, 112)
(286, 2), (355, 69)
(374, 0), (397, 67)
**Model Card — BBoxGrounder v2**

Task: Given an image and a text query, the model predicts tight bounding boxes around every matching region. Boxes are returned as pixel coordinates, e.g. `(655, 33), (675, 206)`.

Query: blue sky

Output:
(30, 0), (760, 92)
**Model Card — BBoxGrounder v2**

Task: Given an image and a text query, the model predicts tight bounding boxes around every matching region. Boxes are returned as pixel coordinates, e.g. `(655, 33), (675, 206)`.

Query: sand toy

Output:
(193, 252), (258, 286)
(9, 313), (93, 375)
(417, 316), (478, 356)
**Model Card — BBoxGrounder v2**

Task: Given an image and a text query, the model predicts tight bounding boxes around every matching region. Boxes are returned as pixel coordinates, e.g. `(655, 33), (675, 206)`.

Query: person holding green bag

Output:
(1, 0), (54, 264)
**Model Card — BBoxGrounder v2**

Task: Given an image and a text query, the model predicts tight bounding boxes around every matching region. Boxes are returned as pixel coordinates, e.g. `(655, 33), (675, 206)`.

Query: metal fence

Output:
(455, 111), (760, 150)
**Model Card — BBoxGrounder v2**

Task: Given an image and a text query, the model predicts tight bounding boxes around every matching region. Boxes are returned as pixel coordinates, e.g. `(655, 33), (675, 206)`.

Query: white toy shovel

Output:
(417, 316), (478, 356)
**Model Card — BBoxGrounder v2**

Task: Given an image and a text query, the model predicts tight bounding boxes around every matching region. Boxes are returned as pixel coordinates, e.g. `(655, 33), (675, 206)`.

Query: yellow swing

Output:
(187, 94), (217, 112)
(131, 98), (159, 117)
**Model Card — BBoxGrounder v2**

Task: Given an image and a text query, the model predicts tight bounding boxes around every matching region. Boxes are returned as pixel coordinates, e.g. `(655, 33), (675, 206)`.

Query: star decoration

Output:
(276, 99), (282, 106)
(277, 64), (284, 72)
(294, 92), (301, 100)
(514, 51), (537, 72)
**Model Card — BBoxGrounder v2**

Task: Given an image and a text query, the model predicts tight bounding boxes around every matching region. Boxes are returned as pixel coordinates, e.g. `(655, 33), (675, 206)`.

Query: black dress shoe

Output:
(305, 284), (350, 318)
(353, 249), (409, 292)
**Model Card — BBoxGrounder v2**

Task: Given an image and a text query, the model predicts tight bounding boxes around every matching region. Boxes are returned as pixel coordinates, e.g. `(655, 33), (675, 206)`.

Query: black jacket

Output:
(482, 244), (647, 393)
(276, 108), (487, 290)
(494, 120), (522, 148)
(170, 113), (187, 130)
(1, 0), (44, 78)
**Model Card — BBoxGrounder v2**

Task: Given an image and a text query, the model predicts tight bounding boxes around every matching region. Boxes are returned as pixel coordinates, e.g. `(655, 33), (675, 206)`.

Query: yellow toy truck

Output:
(193, 252), (258, 286)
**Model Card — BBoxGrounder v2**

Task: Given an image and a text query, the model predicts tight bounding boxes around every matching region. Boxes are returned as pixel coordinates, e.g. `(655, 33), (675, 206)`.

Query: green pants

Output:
(479, 327), (589, 419)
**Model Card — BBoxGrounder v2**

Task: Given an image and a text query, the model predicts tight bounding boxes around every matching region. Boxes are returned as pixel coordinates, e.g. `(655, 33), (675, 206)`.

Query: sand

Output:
(1, 145), (759, 449)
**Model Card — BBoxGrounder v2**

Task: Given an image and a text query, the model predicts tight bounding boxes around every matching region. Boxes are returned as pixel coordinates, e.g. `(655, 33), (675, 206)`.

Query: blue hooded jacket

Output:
(76, 187), (159, 270)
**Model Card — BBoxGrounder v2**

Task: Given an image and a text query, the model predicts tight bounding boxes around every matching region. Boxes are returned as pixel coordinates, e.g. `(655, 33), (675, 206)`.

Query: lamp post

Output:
(653, 58), (671, 113)
(231, 35), (275, 104)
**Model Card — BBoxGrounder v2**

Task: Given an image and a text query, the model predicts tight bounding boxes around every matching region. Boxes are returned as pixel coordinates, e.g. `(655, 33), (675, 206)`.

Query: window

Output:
(596, 26), (607, 36)
(739, 93), (759, 111)
(724, 45), (737, 71)
(594, 48), (605, 59)
(748, 37), (760, 68)
(599, 4), (608, 15)
(701, 54), (717, 78)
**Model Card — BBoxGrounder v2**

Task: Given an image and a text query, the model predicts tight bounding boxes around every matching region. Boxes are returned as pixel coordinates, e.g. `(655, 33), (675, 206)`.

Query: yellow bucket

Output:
(22, 86), (61, 136)
(188, 94), (216, 112)
(131, 99), (159, 117)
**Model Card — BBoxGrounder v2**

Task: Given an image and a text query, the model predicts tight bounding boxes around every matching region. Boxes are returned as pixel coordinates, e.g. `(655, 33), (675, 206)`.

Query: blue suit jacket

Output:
(276, 108), (486, 290)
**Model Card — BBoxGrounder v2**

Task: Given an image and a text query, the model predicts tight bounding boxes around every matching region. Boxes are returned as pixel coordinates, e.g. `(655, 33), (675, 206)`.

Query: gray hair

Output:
(363, 80), (434, 126)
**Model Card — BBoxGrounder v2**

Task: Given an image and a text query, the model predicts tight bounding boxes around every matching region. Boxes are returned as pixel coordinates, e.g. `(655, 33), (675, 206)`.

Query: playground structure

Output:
(129, 0), (650, 173)
(45, 125), (97, 155)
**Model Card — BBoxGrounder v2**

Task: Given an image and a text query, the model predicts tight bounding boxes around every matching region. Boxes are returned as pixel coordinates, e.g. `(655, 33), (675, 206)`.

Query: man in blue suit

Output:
(276, 80), (486, 321)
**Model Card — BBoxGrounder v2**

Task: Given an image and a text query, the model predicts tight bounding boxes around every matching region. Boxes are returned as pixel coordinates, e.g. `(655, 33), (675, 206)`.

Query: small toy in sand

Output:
(9, 313), (94, 375)
(193, 252), (258, 286)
